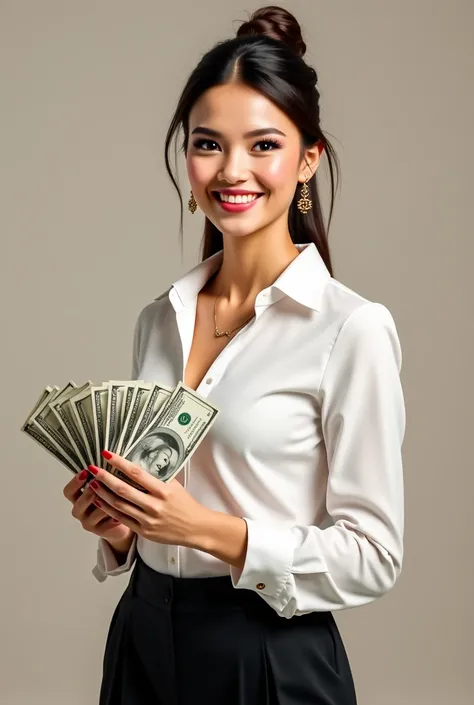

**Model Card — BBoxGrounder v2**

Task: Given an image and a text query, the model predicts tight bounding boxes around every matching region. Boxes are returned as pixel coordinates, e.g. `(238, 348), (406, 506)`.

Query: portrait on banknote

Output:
(127, 428), (183, 481)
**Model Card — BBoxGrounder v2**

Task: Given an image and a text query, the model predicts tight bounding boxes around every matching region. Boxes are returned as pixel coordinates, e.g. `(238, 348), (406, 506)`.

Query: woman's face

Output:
(151, 448), (172, 474)
(138, 438), (173, 475)
(186, 82), (320, 240)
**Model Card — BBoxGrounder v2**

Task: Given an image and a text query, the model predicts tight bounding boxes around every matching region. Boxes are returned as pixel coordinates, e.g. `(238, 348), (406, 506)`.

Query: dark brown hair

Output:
(164, 5), (340, 276)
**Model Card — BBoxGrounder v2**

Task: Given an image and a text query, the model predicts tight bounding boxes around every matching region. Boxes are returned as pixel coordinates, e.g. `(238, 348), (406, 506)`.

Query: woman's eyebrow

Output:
(191, 126), (286, 138)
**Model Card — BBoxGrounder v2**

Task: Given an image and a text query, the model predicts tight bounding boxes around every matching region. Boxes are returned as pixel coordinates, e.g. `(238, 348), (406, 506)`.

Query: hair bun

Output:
(236, 5), (307, 58)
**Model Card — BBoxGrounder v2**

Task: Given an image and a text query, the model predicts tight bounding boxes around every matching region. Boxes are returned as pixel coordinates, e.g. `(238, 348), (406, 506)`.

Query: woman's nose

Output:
(218, 151), (250, 184)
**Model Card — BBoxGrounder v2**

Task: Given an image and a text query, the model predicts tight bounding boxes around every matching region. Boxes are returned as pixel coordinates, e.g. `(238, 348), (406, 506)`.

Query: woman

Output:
(63, 6), (405, 704)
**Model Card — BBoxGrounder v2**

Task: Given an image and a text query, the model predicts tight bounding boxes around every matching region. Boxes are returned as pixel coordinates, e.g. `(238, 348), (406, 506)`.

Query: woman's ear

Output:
(299, 141), (323, 182)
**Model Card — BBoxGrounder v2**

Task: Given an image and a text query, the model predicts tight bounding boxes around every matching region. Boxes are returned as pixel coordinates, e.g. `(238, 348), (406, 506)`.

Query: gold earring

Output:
(188, 190), (197, 214)
(297, 175), (312, 214)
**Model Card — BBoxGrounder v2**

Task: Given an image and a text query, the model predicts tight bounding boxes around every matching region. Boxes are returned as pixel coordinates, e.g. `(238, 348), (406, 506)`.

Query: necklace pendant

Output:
(214, 327), (233, 338)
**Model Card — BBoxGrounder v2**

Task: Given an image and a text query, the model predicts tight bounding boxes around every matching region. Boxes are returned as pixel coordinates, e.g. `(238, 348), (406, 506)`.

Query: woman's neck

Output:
(205, 231), (300, 308)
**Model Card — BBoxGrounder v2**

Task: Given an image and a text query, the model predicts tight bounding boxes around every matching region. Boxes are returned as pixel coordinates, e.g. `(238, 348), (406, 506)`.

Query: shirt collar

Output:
(164, 242), (331, 313)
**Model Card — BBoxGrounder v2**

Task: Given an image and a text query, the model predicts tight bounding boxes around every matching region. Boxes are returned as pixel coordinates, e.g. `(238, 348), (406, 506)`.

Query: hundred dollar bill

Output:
(116, 382), (219, 490)
(122, 383), (172, 455)
(30, 382), (83, 471)
(60, 382), (96, 466)
(97, 379), (145, 469)
(114, 382), (153, 459)
(69, 384), (96, 467)
(23, 422), (78, 473)
(104, 381), (147, 472)
(22, 386), (79, 473)
(49, 381), (93, 468)
(28, 387), (52, 418)
(104, 381), (128, 459)
(119, 383), (141, 437)
(91, 384), (109, 468)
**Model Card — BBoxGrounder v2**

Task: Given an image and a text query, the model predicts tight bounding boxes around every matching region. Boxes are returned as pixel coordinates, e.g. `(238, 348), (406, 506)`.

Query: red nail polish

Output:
(88, 465), (99, 476)
(94, 500), (102, 508)
(101, 450), (113, 460)
(78, 469), (88, 481)
(90, 480), (99, 490)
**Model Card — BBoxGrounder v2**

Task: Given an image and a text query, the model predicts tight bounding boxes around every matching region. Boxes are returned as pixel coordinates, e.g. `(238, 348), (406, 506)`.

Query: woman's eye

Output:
(192, 138), (282, 152)
(193, 139), (219, 151)
(254, 139), (282, 151)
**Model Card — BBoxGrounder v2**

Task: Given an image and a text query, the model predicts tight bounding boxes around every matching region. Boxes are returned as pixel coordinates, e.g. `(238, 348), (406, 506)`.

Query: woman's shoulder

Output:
(320, 277), (402, 360)
(133, 287), (173, 331)
(153, 287), (173, 303)
(324, 276), (397, 325)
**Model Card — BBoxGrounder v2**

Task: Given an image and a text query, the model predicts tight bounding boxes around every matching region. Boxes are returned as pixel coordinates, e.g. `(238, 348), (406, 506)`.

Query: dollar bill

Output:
(49, 381), (93, 468)
(90, 384), (109, 468)
(114, 382), (153, 459)
(22, 386), (80, 473)
(117, 382), (219, 490)
(28, 386), (52, 418)
(30, 382), (83, 471)
(69, 385), (97, 467)
(103, 381), (147, 472)
(23, 422), (78, 474)
(104, 382), (127, 457)
(22, 380), (219, 484)
(107, 382), (136, 461)
(122, 383), (172, 455)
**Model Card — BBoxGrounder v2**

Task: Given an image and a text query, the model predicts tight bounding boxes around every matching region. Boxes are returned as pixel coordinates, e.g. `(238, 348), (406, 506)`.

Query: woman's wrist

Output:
(193, 511), (248, 570)
(106, 530), (135, 559)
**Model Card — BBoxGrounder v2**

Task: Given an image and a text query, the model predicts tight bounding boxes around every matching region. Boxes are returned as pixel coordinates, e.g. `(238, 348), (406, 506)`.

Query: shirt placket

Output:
(165, 286), (275, 577)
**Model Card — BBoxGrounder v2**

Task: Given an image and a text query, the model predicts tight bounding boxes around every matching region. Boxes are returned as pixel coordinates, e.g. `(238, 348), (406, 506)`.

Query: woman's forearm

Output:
(194, 511), (248, 570)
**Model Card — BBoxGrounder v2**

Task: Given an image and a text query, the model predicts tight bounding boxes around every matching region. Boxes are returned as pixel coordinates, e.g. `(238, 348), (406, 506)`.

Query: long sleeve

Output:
(230, 302), (406, 618)
(92, 312), (142, 582)
(92, 534), (138, 582)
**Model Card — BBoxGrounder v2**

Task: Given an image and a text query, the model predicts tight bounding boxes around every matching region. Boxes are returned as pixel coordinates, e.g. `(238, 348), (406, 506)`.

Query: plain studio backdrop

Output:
(1, 1), (472, 704)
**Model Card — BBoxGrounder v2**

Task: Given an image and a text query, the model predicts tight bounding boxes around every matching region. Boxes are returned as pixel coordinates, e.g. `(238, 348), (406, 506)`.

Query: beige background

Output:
(1, 1), (472, 703)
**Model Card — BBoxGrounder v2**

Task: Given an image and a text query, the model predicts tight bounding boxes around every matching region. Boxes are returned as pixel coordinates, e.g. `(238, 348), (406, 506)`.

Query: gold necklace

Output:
(213, 296), (255, 338)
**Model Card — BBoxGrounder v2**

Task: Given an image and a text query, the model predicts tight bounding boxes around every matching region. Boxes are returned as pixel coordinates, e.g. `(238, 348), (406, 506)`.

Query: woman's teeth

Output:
(217, 193), (260, 203)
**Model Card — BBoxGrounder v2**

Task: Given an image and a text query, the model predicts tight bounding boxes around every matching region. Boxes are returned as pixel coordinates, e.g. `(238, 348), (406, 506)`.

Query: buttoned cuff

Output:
(230, 518), (295, 601)
(92, 534), (137, 582)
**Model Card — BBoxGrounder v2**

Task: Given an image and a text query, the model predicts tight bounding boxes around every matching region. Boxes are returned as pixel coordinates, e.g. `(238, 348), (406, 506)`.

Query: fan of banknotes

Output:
(21, 380), (219, 489)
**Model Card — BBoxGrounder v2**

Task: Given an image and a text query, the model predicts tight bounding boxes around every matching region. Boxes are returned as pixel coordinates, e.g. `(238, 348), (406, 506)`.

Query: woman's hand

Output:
(63, 469), (134, 549)
(85, 451), (216, 550)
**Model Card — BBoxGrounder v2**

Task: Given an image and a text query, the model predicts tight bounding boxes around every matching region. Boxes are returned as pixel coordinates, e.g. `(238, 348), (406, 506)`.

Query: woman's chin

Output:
(209, 217), (269, 237)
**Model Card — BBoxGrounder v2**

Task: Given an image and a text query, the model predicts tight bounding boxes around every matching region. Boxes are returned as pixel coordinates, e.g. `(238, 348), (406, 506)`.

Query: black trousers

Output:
(100, 555), (358, 705)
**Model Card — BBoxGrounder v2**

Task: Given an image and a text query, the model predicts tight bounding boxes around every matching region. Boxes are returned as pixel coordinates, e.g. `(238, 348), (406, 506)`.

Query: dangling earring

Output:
(188, 190), (197, 214)
(297, 175), (313, 214)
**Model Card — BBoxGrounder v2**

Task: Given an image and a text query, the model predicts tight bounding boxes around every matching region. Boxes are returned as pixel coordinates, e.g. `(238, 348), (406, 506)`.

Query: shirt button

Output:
(256, 582), (265, 590)
(169, 557), (176, 565)
(206, 377), (213, 385)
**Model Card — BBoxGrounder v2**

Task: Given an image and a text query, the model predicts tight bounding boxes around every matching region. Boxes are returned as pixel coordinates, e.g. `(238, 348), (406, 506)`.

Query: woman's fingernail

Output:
(88, 465), (99, 476)
(112, 518), (120, 523)
(93, 500), (102, 508)
(78, 469), (88, 481)
(101, 450), (113, 460)
(90, 480), (99, 490)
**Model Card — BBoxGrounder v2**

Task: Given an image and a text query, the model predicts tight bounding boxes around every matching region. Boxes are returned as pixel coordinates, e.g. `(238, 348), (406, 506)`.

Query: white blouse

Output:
(93, 242), (406, 619)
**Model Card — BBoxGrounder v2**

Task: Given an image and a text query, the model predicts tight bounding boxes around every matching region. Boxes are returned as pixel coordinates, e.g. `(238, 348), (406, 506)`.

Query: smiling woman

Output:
(185, 88), (323, 232)
(165, 12), (340, 268)
(64, 5), (406, 705)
